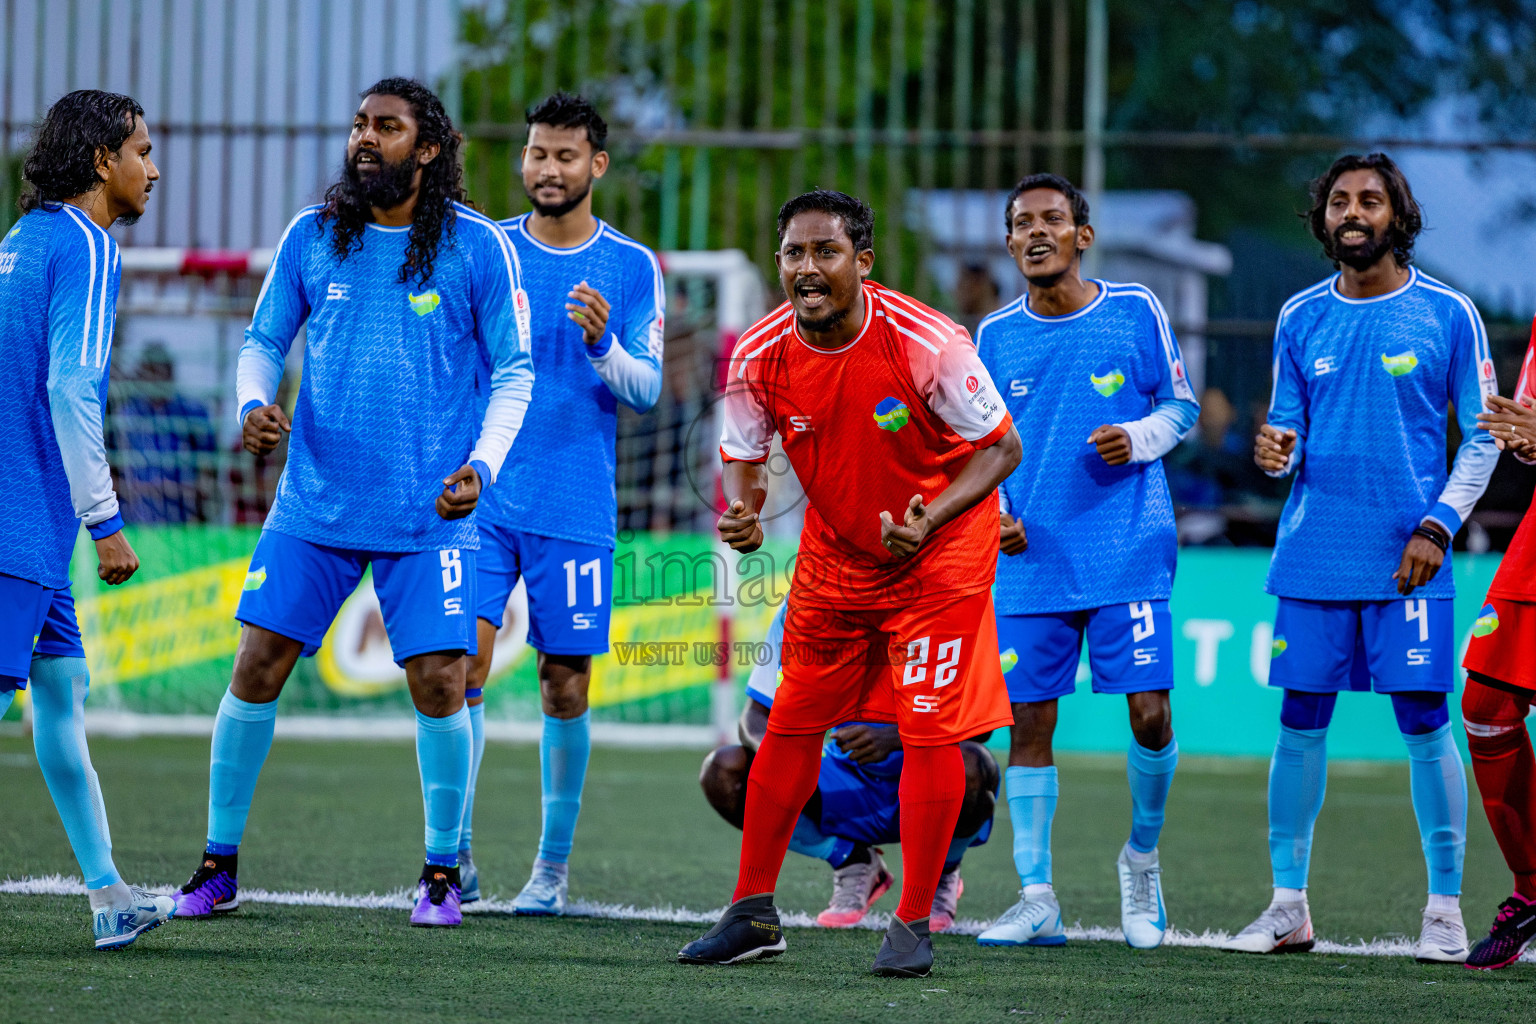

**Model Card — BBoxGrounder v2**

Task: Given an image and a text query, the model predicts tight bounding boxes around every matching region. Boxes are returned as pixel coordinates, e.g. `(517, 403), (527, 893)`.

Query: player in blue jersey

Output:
(456, 93), (663, 913)
(699, 600), (1000, 931)
(171, 79), (535, 929)
(1223, 154), (1497, 962)
(0, 90), (178, 948)
(973, 175), (1199, 951)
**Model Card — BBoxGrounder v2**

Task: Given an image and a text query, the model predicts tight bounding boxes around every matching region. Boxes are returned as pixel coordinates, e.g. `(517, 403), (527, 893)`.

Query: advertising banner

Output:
(1, 529), (1509, 759)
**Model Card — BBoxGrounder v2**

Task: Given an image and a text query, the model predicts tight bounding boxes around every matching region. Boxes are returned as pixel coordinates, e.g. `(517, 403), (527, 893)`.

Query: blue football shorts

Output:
(1268, 596), (1455, 694)
(474, 522), (612, 656)
(813, 745), (995, 850)
(235, 530), (477, 665)
(996, 600), (1176, 703)
(0, 573), (86, 688)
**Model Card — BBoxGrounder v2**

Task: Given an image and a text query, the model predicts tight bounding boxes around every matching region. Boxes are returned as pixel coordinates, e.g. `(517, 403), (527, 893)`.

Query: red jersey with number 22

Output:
(1490, 320), (1536, 602)
(721, 281), (1013, 609)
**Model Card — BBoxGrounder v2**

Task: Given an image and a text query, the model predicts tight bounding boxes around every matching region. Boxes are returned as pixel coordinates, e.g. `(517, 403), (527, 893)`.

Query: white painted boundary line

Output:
(75, 713), (715, 749)
(7, 875), (1531, 962)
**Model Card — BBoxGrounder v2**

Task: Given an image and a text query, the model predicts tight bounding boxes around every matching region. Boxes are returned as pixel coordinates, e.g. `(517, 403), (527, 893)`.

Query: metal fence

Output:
(4, 0), (1535, 543)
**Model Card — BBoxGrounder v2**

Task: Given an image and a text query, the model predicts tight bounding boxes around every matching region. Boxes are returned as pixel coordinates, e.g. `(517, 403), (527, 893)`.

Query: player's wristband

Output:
(585, 332), (615, 358)
(239, 399), (265, 426)
(1412, 525), (1450, 553)
(86, 511), (125, 541)
(469, 460), (492, 491)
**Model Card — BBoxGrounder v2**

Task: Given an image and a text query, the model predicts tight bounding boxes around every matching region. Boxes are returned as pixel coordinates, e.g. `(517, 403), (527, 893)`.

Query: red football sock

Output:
(895, 743), (966, 923)
(732, 729), (824, 903)
(1463, 679), (1536, 900)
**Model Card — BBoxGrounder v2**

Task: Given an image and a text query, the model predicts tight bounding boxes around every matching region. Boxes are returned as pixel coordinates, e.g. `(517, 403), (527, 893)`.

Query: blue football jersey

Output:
(1264, 268), (1498, 600)
(0, 205), (124, 589)
(479, 215), (663, 549)
(979, 282), (1199, 615)
(236, 202), (535, 553)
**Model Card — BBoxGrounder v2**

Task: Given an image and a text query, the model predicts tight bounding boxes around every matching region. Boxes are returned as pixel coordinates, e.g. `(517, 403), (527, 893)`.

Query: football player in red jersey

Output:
(1462, 319), (1536, 970)
(676, 191), (1021, 977)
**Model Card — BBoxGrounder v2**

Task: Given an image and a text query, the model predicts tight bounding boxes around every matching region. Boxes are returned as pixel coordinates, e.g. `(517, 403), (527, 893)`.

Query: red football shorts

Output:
(1463, 596), (1536, 693)
(769, 589), (1013, 747)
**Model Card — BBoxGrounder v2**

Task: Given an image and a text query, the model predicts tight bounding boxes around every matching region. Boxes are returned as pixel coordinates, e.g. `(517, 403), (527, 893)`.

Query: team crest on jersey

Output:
(1271, 635), (1288, 657)
(243, 566), (268, 592)
(1380, 350), (1419, 377)
(1090, 365), (1125, 397)
(408, 290), (442, 316)
(999, 648), (1018, 674)
(1472, 604), (1500, 638)
(874, 397), (911, 432)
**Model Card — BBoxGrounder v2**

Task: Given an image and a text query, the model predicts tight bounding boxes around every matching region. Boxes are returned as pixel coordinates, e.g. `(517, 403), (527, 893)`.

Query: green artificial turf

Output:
(1, 735), (1530, 1022)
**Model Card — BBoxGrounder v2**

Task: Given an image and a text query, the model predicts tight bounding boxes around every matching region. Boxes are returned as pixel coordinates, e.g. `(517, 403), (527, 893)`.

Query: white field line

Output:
(6, 875), (1532, 962)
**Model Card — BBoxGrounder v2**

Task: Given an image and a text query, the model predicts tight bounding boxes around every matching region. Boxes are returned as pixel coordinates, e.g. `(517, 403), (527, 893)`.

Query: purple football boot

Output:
(175, 852), (240, 918)
(410, 863), (462, 927)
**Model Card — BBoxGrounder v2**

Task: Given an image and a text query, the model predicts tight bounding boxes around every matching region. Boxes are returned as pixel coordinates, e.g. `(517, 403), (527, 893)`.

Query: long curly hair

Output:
(317, 78), (467, 288)
(1304, 152), (1423, 268)
(18, 90), (144, 213)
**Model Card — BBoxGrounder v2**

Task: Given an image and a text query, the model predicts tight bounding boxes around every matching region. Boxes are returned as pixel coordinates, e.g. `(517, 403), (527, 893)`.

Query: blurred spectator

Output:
(110, 342), (217, 523)
(955, 262), (1001, 334)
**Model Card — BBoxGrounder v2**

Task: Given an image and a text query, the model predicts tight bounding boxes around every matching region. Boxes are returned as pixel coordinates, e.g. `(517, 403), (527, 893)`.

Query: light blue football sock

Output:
(538, 711), (591, 864)
(1268, 724), (1328, 890)
(29, 656), (121, 889)
(1402, 723), (1467, 895)
(207, 687), (279, 848)
(1006, 765), (1058, 887)
(788, 813), (855, 866)
(1127, 737), (1179, 853)
(459, 701), (485, 849)
(416, 707), (471, 861)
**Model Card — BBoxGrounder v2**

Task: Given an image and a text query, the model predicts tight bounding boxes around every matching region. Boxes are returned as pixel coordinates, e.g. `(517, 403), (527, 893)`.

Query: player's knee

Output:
(539, 656), (591, 717)
(956, 742), (999, 835)
(1390, 691), (1449, 736)
(407, 658), (465, 716)
(1280, 690), (1337, 732)
(700, 745), (750, 828)
(960, 740), (1000, 798)
(230, 626), (300, 702)
(1127, 690), (1172, 748)
(465, 646), (494, 691)
(1007, 703), (1055, 764)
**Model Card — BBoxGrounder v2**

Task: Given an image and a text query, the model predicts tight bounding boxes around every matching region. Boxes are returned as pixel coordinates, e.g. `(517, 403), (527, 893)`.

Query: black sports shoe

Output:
(677, 895), (786, 965)
(871, 916), (933, 977)
(1465, 894), (1536, 971)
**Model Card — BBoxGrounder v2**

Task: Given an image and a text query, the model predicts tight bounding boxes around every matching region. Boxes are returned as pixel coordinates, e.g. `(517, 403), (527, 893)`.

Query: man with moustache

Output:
(677, 190), (1021, 977)
(458, 93), (664, 914)
(171, 79), (535, 929)
(972, 174), (1199, 952)
(1225, 153), (1497, 962)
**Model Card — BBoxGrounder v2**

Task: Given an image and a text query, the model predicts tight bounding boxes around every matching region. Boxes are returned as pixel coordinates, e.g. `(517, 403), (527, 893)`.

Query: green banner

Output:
(3, 529), (1509, 759)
